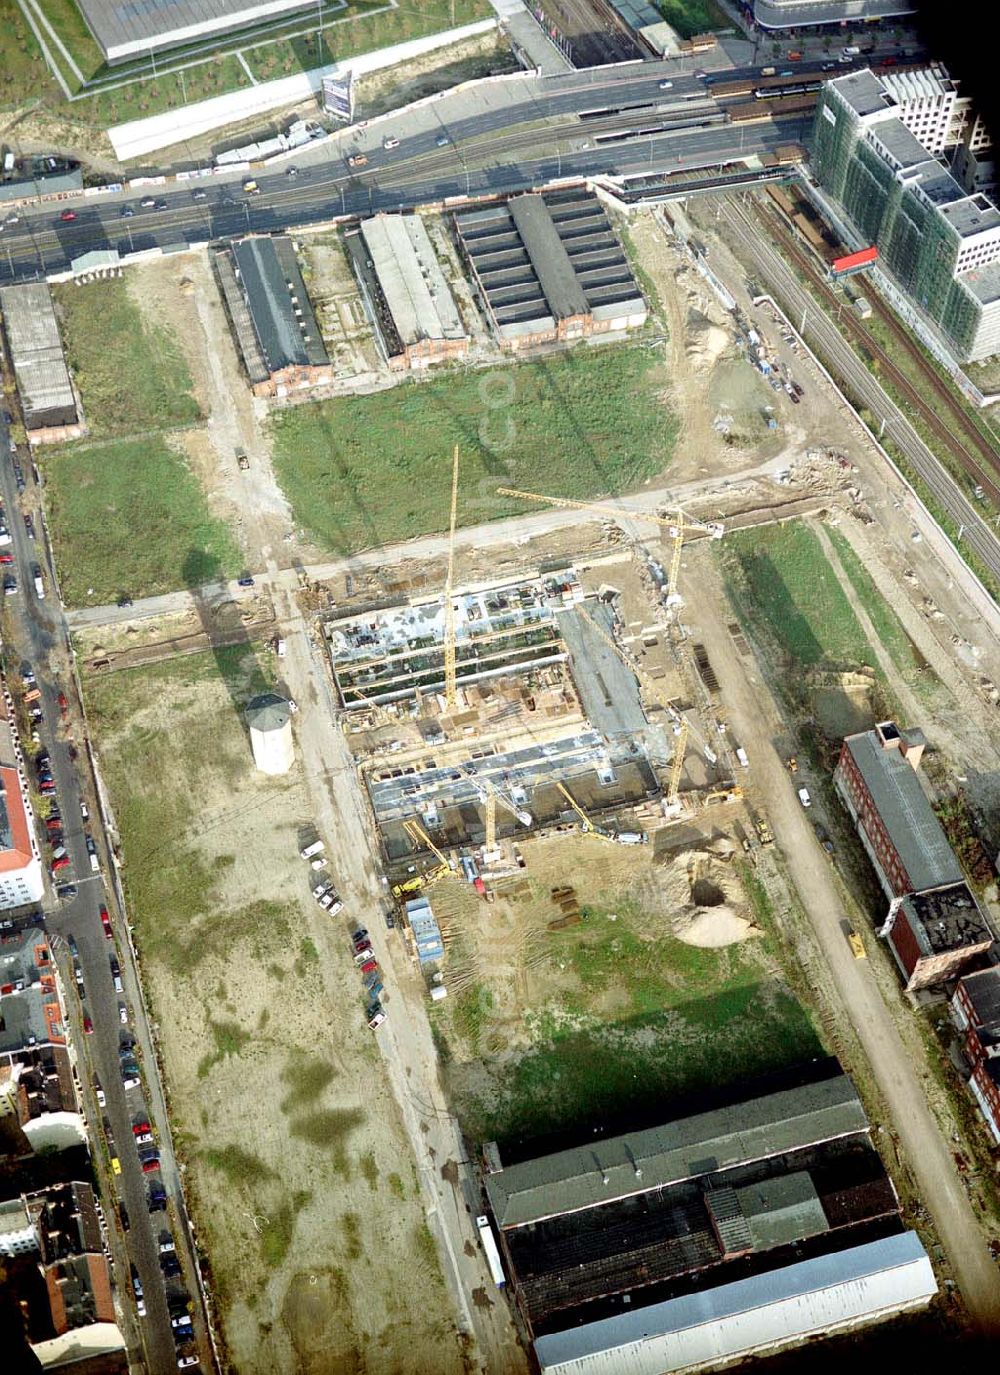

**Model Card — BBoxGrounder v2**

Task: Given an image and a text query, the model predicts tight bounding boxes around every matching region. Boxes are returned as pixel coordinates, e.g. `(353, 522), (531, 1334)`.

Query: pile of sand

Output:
(687, 310), (729, 373)
(674, 905), (756, 948)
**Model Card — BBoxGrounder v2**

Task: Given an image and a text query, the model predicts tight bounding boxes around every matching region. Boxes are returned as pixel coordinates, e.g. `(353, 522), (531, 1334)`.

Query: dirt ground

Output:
(126, 255), (302, 566)
(88, 650), (468, 1375)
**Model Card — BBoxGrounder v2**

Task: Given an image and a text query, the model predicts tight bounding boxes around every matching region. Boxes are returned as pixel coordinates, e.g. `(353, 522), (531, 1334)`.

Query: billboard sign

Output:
(322, 72), (354, 124)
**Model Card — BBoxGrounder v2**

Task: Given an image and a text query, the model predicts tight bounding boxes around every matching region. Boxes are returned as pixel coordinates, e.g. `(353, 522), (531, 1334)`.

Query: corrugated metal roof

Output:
(487, 1075), (866, 1230)
(78, 0), (313, 59)
(232, 237), (328, 375)
(533, 1231), (936, 1375)
(359, 215), (466, 347)
(0, 283), (77, 426)
(844, 732), (961, 892)
(509, 195), (590, 320)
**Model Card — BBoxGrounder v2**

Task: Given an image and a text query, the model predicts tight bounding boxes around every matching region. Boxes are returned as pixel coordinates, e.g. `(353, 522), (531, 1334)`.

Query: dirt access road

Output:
(687, 544), (1000, 1331)
(269, 575), (527, 1374)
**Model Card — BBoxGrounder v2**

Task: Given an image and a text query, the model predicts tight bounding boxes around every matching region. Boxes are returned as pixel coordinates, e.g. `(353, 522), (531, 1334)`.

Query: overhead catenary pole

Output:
(443, 445), (460, 709)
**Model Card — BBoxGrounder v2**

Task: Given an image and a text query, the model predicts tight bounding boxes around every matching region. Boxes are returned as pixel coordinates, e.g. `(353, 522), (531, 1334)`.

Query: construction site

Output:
(323, 456), (747, 961)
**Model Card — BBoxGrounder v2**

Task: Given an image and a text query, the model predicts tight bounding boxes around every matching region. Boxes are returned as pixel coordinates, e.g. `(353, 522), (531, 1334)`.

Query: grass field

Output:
(44, 436), (240, 604)
(1, 0), (490, 129)
(271, 347), (676, 553)
(53, 281), (201, 439)
(433, 835), (821, 1147)
(720, 522), (872, 670)
(719, 520), (937, 708)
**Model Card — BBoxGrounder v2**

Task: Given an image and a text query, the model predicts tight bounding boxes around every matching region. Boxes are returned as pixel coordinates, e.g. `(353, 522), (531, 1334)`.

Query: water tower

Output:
(246, 692), (294, 775)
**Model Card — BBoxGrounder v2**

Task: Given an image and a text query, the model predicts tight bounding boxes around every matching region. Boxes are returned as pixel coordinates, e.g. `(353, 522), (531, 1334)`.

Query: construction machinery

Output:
(454, 764), (532, 849)
(444, 446), (460, 710)
(495, 487), (723, 604)
(555, 781), (615, 841)
(847, 929), (867, 959)
(392, 818), (452, 896)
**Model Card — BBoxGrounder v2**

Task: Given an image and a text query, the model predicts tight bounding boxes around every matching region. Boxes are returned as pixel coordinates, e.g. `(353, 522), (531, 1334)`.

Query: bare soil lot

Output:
(84, 645), (465, 1375)
(430, 828), (821, 1148)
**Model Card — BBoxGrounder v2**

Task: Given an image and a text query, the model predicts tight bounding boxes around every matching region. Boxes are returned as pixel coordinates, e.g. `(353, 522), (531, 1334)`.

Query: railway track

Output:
(754, 197), (1000, 506)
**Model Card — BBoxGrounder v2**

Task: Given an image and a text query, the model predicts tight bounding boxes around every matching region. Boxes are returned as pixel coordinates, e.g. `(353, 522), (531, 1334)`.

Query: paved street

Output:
(1, 421), (207, 1374)
(0, 58), (812, 283)
(270, 574), (527, 1373)
(691, 550), (1000, 1331)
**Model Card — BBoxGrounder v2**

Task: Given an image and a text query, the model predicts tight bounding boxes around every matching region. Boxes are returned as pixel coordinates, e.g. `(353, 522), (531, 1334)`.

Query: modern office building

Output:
(78, 0), (319, 64)
(812, 69), (1000, 361)
(750, 0), (915, 28)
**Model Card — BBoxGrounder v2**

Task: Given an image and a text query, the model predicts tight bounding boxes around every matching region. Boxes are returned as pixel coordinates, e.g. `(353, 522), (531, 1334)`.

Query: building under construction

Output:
(325, 561), (722, 878)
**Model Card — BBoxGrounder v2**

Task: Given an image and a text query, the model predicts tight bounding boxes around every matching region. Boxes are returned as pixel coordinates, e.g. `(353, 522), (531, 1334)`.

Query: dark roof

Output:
(486, 1074), (866, 1230)
(959, 967), (1000, 1028)
(843, 731), (961, 892)
(232, 237), (328, 374)
(901, 883), (992, 957)
(508, 195), (589, 320)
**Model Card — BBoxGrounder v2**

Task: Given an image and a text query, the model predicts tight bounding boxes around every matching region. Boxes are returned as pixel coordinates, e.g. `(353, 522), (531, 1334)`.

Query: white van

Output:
(300, 839), (324, 859)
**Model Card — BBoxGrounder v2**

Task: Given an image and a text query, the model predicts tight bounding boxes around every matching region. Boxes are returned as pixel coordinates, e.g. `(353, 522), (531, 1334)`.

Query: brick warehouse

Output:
(952, 968), (1000, 1143)
(834, 722), (993, 990)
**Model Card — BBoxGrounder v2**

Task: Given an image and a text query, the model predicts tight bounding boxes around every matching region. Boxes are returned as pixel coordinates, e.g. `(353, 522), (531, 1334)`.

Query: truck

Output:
(33, 567), (44, 599)
(300, 839), (325, 860)
(476, 1216), (506, 1288)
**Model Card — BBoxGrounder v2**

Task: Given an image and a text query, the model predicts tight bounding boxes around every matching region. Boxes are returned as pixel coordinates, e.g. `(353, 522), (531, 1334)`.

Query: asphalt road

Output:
(0, 59), (812, 282)
(717, 197), (1000, 589)
(0, 420), (205, 1374)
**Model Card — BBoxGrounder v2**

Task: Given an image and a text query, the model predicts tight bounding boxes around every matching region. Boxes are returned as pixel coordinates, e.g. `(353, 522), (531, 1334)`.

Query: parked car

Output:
(132, 1119), (151, 1135)
(51, 854), (70, 871)
(83, 1016), (94, 1034)
(351, 928), (368, 944)
(141, 1155), (161, 1174)
(86, 836), (99, 872)
(3, 574), (17, 596)
(101, 906), (113, 938)
(177, 1357), (199, 1370)
(80, 800), (89, 821)
(94, 1078), (105, 1107)
(353, 946), (374, 965)
(161, 1255), (182, 1276)
(368, 1007), (387, 1030)
(122, 1072), (141, 1090)
(119, 1203), (130, 1232)
(797, 787), (812, 808)
(148, 1188), (167, 1212)
(237, 575), (254, 587)
(67, 934), (78, 957)
(360, 958), (378, 975)
(119, 1004), (129, 1024)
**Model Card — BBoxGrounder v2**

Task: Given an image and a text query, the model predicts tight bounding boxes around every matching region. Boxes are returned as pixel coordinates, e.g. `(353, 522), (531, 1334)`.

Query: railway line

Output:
(718, 196), (1000, 589)
(533, 0), (644, 67)
(754, 198), (1000, 507)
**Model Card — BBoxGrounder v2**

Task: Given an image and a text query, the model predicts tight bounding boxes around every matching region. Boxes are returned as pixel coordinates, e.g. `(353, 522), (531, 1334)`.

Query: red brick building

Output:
(952, 968), (1000, 1143)
(834, 723), (993, 990)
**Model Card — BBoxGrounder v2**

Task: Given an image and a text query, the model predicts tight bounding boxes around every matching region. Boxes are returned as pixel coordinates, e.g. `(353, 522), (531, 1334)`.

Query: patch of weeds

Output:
(279, 1056), (337, 1114)
(341, 1211), (363, 1261)
(201, 1145), (276, 1187)
(300, 937), (319, 965)
(388, 1172), (405, 1200)
(360, 1150), (379, 1191)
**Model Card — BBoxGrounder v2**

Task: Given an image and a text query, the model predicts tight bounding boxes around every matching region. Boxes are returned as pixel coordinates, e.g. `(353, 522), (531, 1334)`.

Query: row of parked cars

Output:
(301, 837), (345, 914)
(351, 928), (386, 1030)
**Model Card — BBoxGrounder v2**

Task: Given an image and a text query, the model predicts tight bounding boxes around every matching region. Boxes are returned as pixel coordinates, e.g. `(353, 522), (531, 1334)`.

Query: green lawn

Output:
(53, 280), (201, 438)
(440, 887), (821, 1146)
(720, 523), (871, 670)
(0, 1), (58, 107)
(44, 436), (240, 604)
(271, 347), (676, 554)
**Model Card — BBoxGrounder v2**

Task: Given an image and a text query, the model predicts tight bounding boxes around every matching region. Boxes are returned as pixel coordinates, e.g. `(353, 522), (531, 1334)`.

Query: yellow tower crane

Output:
(495, 487), (723, 604)
(444, 445), (460, 709)
(555, 781), (615, 841)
